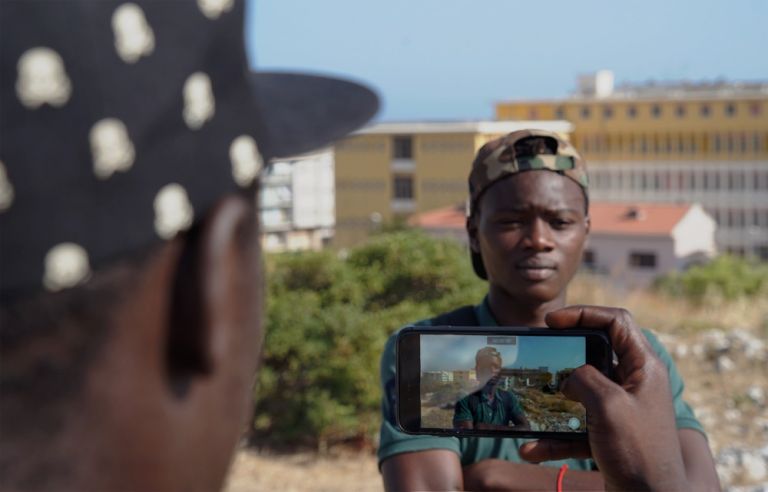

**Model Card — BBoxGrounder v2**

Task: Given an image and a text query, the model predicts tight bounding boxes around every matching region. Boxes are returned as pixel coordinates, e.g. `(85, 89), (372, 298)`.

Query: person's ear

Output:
(166, 195), (257, 395)
(584, 214), (591, 235)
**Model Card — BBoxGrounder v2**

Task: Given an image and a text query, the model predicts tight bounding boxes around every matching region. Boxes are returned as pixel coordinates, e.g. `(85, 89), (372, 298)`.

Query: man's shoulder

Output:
(385, 304), (478, 346)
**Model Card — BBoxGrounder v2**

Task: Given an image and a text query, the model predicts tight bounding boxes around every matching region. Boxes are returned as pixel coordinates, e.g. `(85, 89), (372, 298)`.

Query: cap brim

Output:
(250, 71), (379, 159)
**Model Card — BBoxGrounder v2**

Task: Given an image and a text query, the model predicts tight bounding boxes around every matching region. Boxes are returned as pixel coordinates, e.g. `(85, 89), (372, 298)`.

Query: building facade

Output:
(259, 148), (335, 252)
(333, 121), (573, 247)
(496, 74), (768, 258)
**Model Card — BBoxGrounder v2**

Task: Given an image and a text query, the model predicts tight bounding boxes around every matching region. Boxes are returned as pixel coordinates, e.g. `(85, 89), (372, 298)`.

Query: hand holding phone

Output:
(396, 326), (613, 440)
(518, 306), (689, 492)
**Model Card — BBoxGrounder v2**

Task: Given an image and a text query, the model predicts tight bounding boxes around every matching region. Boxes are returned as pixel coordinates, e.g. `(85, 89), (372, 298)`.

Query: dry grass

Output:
(567, 273), (768, 335)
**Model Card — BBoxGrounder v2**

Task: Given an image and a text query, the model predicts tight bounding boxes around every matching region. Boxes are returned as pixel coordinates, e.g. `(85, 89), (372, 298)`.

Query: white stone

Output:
(16, 47), (72, 109)
(724, 409), (741, 422)
(704, 329), (731, 354)
(747, 386), (766, 406)
(717, 355), (736, 373)
(742, 451), (768, 482)
(674, 344), (689, 359)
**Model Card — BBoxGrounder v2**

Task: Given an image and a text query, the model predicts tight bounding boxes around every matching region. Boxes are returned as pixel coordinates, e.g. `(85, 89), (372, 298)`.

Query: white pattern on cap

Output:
(154, 184), (194, 239)
(0, 161), (14, 212)
(229, 135), (263, 187)
(43, 243), (91, 291)
(90, 118), (136, 179)
(197, 0), (234, 19)
(183, 72), (215, 130)
(16, 47), (72, 109)
(112, 3), (155, 63)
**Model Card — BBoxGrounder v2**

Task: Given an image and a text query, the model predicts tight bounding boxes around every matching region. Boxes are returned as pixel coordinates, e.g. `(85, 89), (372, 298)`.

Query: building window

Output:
(555, 106), (565, 119)
(725, 103), (736, 117)
(675, 105), (686, 118)
(714, 134), (722, 153)
(651, 105), (662, 118)
(583, 250), (596, 268)
(627, 106), (637, 118)
(393, 136), (413, 159)
(749, 102), (762, 117)
(629, 252), (657, 269)
(393, 175), (414, 199)
(701, 104), (711, 117)
(603, 106), (613, 119)
(580, 106), (591, 119)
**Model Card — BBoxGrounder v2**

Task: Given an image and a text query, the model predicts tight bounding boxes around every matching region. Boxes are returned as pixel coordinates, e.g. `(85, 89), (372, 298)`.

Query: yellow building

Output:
(333, 121), (573, 247)
(496, 73), (768, 257)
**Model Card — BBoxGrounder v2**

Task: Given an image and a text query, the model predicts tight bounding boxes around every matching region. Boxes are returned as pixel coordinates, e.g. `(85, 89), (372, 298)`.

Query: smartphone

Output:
(396, 326), (612, 440)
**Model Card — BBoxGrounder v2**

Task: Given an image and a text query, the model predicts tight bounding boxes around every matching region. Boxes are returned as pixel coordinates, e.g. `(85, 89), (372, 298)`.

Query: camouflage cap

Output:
(467, 129), (589, 280)
(468, 129), (588, 216)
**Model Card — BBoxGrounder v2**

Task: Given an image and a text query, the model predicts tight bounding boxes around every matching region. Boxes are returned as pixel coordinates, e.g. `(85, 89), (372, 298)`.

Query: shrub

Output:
(252, 230), (485, 450)
(654, 255), (768, 303)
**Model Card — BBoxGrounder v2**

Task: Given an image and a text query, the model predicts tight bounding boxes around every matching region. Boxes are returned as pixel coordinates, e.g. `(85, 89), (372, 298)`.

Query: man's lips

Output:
(515, 261), (557, 281)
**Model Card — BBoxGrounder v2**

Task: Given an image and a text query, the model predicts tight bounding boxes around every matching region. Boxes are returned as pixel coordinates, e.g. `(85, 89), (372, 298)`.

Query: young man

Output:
(378, 130), (720, 491)
(0, 2), (376, 490)
(453, 346), (530, 431)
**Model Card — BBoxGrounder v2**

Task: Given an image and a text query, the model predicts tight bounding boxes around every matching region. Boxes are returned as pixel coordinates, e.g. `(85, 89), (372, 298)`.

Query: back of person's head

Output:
(0, 2), (376, 489)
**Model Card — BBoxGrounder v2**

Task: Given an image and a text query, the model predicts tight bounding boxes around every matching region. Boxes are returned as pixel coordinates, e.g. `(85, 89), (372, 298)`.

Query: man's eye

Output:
(550, 219), (573, 229)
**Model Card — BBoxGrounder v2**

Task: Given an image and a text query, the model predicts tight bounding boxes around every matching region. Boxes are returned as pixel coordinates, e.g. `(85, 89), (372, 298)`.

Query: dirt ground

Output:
(224, 449), (381, 492)
(225, 324), (767, 491)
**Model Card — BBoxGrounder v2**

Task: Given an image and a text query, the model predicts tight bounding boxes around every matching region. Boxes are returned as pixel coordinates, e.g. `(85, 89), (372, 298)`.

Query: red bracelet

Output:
(556, 464), (569, 492)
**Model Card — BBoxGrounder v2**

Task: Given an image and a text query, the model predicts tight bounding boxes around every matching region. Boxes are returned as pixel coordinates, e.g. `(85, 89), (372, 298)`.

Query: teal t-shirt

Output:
(377, 297), (706, 470)
(453, 388), (526, 426)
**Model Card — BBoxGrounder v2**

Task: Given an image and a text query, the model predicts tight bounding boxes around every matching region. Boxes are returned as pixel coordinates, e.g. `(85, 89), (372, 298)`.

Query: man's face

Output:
(476, 355), (502, 383)
(471, 170), (589, 304)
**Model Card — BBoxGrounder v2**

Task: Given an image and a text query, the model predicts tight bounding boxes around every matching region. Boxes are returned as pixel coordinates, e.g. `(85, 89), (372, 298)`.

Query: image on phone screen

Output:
(419, 334), (586, 433)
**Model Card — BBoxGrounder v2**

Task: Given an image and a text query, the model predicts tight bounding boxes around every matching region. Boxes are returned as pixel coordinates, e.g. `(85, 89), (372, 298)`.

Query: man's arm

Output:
(382, 450), (463, 492)
(679, 429), (721, 492)
(463, 461), (604, 491)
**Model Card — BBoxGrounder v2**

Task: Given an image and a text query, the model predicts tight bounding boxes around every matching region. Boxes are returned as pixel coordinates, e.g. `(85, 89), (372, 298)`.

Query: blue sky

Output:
(247, 0), (767, 121)
(421, 334), (585, 373)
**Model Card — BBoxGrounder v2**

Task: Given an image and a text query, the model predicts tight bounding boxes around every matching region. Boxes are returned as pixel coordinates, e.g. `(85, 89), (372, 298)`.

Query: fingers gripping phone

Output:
(396, 326), (612, 440)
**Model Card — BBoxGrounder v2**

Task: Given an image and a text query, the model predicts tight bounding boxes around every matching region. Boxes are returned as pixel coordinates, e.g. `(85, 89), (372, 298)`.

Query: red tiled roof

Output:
(409, 204), (467, 229)
(588, 202), (690, 236)
(410, 202), (693, 236)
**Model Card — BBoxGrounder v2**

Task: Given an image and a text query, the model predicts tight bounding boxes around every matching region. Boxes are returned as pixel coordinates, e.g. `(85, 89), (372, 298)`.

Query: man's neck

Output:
(488, 286), (567, 327)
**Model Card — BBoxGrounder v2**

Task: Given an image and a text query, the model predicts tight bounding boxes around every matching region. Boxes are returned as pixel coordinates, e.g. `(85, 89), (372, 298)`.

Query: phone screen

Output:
(421, 333), (585, 433)
(397, 328), (611, 439)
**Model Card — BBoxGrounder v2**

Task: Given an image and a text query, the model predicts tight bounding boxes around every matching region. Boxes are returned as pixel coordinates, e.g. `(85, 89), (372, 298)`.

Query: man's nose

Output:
(523, 218), (555, 251)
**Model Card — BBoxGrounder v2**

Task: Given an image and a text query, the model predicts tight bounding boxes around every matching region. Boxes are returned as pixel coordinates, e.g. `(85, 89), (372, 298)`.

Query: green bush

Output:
(654, 255), (768, 302)
(252, 230), (485, 449)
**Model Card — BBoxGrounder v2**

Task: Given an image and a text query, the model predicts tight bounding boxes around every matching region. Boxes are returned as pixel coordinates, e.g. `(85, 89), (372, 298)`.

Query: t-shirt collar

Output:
(475, 294), (498, 326)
